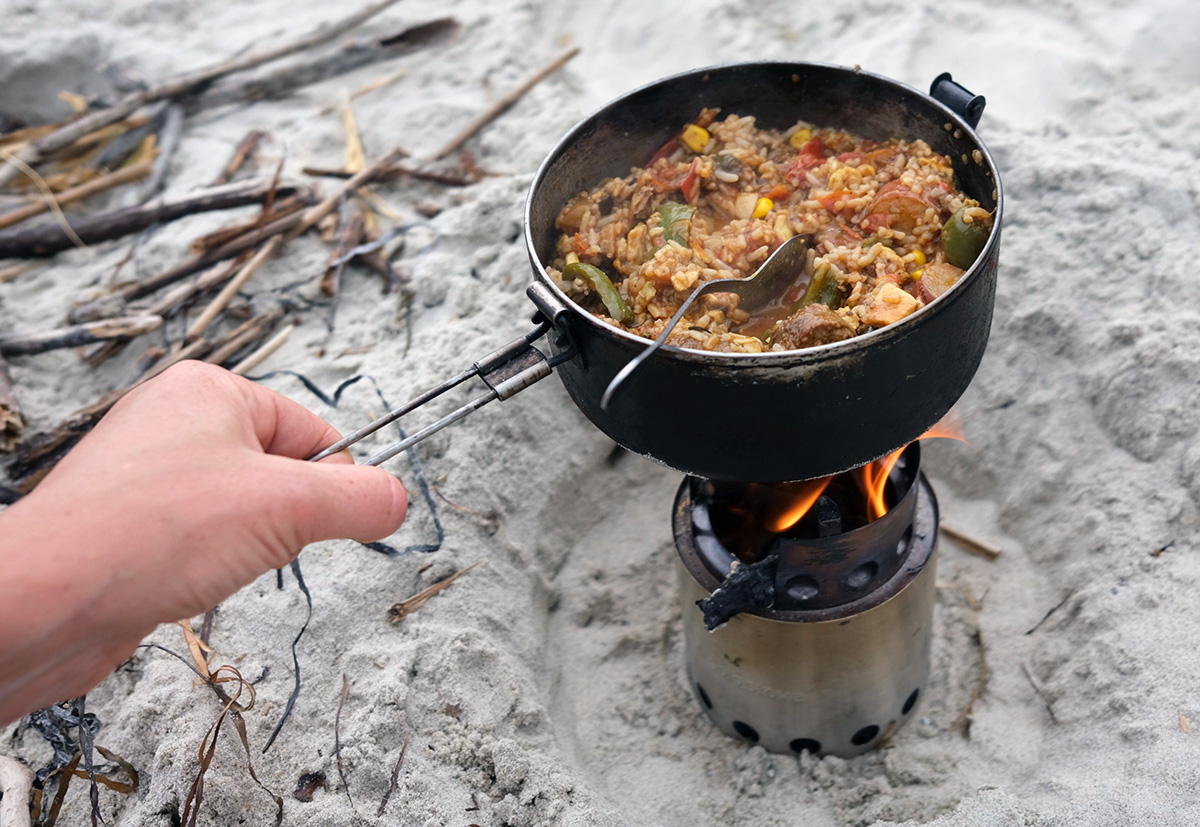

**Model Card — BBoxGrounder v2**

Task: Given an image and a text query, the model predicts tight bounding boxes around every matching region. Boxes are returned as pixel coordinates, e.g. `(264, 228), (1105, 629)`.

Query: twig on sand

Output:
(0, 158), (153, 232)
(0, 353), (23, 452)
(230, 323), (293, 376)
(0, 314), (162, 357)
(334, 674), (359, 816)
(1025, 589), (1076, 636)
(0, 754), (34, 827)
(432, 47), (580, 160)
(1021, 662), (1058, 724)
(940, 522), (1002, 561)
(388, 561), (482, 622)
(212, 129), (265, 186)
(952, 587), (989, 738)
(185, 237), (281, 341)
(0, 178), (307, 259)
(377, 734), (410, 817)
(204, 308), (285, 367)
(0, 0), (408, 188)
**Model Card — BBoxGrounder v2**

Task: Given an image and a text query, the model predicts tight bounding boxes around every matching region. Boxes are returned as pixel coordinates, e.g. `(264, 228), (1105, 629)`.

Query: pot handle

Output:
(929, 73), (985, 129)
(306, 300), (575, 467)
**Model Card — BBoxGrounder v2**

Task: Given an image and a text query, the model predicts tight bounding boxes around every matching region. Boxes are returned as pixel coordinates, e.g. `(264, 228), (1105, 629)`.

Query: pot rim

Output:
(523, 59), (1004, 366)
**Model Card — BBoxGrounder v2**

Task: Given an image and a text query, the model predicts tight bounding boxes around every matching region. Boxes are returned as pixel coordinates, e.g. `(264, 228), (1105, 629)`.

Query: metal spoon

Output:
(600, 232), (814, 410)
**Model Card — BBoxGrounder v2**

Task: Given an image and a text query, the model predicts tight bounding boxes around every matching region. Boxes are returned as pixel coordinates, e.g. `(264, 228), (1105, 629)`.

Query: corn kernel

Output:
(789, 127), (814, 149)
(912, 268), (924, 280)
(910, 250), (927, 266)
(565, 252), (579, 265)
(857, 164), (876, 176)
(752, 197), (773, 219)
(681, 124), (710, 153)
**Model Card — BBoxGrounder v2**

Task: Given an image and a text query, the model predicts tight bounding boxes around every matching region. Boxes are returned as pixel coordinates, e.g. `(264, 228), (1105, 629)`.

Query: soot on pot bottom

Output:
(672, 443), (939, 757)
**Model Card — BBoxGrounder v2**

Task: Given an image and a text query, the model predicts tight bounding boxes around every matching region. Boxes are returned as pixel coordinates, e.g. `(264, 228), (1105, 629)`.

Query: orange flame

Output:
(856, 411), (971, 521)
(765, 477), (832, 533)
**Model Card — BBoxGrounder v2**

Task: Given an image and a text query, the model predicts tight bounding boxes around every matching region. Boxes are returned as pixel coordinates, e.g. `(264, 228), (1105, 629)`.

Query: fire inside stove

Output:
(672, 442), (940, 757)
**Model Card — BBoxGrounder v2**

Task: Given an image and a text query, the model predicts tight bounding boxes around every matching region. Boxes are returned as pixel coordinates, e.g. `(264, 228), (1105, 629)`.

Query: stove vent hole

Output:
(845, 562), (878, 591)
(783, 574), (820, 602)
(902, 688), (920, 715)
(732, 720), (760, 743)
(850, 725), (879, 746)
(696, 683), (713, 710)
(790, 738), (821, 754)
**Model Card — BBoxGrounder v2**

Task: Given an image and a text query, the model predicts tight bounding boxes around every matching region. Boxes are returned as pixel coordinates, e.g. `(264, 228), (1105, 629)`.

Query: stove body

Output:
(672, 447), (939, 757)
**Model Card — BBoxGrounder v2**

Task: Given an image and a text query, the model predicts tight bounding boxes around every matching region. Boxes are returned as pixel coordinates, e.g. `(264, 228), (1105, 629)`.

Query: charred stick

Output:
(0, 353), (23, 453)
(0, 160), (153, 232)
(0, 314), (162, 357)
(185, 18), (461, 114)
(186, 237), (281, 341)
(212, 129), (265, 186)
(432, 46), (580, 160)
(0, 178), (307, 259)
(0, 0), (407, 188)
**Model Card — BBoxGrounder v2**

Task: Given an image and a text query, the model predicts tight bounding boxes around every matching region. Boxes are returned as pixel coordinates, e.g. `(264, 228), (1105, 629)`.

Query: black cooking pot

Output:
(523, 62), (1003, 482)
(318, 63), (1002, 483)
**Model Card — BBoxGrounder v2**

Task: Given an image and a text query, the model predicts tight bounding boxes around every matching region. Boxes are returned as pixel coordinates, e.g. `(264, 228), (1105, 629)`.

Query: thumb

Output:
(269, 459), (409, 547)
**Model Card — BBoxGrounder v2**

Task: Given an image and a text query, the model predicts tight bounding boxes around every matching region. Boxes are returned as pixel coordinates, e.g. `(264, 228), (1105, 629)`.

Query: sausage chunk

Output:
(774, 304), (857, 349)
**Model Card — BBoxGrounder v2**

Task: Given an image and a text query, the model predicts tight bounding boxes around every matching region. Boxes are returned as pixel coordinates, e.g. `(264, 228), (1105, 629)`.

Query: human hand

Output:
(0, 361), (407, 723)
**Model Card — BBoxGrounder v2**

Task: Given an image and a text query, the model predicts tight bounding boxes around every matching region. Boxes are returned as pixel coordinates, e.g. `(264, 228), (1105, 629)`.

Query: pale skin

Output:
(0, 361), (408, 725)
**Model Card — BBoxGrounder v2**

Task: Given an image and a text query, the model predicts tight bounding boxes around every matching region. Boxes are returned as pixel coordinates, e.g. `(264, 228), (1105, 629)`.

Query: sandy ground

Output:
(3, 0), (1200, 825)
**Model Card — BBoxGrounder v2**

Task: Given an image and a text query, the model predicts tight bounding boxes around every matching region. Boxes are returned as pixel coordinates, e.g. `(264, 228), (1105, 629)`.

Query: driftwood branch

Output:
(0, 159), (153, 232)
(189, 193), (308, 256)
(212, 129), (265, 185)
(432, 47), (580, 160)
(0, 0), (407, 188)
(187, 18), (461, 114)
(0, 314), (162, 357)
(0, 353), (23, 452)
(0, 178), (308, 259)
(0, 755), (34, 827)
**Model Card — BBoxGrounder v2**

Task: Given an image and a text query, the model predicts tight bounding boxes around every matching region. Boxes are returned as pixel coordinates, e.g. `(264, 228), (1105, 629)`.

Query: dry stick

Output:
(230, 324), (293, 376)
(318, 67), (407, 115)
(0, 178), (307, 259)
(186, 237), (281, 341)
(137, 103), (184, 201)
(322, 210), (366, 296)
(0, 314), (162, 357)
(1021, 663), (1058, 724)
(388, 561), (482, 622)
(377, 734), (410, 817)
(289, 146), (407, 241)
(301, 163), (478, 187)
(431, 47), (580, 161)
(0, 353), (23, 452)
(189, 193), (309, 255)
(0, 263), (33, 282)
(186, 17), (461, 114)
(211, 129), (265, 186)
(1025, 589), (1076, 636)
(0, 755), (34, 827)
(334, 674), (359, 816)
(940, 522), (1002, 561)
(205, 308), (284, 366)
(0, 0), (407, 188)
(0, 159), (153, 232)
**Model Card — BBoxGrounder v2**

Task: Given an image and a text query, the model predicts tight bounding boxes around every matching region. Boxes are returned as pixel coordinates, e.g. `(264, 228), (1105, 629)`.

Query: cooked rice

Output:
(548, 109), (992, 353)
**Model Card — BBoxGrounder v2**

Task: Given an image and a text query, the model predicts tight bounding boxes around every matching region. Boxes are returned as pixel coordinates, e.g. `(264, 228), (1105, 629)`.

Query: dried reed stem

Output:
(0, 314), (162, 357)
(432, 47), (580, 160)
(186, 237), (281, 341)
(230, 324), (293, 376)
(212, 129), (265, 186)
(0, 158), (153, 231)
(940, 522), (1002, 561)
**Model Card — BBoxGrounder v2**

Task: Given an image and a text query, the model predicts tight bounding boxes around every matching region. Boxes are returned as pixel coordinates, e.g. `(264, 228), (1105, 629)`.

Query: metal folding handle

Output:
(307, 320), (563, 467)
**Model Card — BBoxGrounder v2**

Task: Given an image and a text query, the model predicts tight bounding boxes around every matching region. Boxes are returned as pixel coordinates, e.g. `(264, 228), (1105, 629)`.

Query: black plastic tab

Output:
(929, 73), (985, 129)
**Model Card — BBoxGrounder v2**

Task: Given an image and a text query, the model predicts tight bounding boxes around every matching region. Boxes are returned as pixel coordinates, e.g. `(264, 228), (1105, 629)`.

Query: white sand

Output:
(3, 0), (1200, 824)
